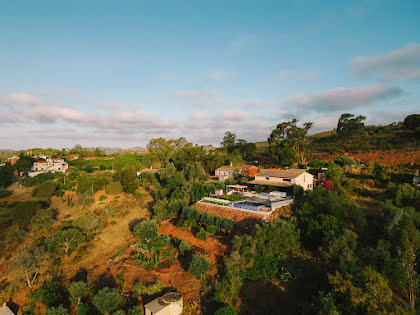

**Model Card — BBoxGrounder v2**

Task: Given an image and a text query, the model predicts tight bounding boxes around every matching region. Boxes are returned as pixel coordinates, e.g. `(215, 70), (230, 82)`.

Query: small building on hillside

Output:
(144, 292), (183, 315)
(215, 164), (258, 181)
(6, 156), (19, 166)
(248, 169), (314, 191)
(29, 158), (68, 177)
(0, 302), (14, 315)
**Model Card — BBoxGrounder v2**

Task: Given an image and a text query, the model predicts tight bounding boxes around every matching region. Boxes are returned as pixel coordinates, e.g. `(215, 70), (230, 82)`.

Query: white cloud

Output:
(0, 92), (42, 106)
(91, 100), (124, 110)
(351, 43), (420, 80)
(285, 84), (402, 112)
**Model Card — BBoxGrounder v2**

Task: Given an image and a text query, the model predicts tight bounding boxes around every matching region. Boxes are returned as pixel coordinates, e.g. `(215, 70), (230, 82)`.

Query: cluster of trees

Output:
(28, 278), (143, 315)
(214, 219), (301, 306)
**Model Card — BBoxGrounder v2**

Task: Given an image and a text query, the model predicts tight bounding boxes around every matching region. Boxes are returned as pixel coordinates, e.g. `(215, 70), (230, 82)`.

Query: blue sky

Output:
(0, 0), (419, 149)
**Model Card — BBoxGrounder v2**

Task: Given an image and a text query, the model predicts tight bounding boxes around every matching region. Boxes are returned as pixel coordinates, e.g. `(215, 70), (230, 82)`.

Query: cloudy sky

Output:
(0, 0), (419, 149)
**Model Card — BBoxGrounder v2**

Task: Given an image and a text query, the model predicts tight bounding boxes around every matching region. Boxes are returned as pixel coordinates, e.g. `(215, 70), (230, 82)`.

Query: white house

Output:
(215, 164), (258, 181)
(144, 292), (183, 315)
(30, 158), (68, 176)
(248, 169), (314, 190)
(0, 302), (14, 315)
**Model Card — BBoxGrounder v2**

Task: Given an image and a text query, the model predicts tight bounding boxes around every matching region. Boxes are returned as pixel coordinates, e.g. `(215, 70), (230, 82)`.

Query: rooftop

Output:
(247, 179), (294, 187)
(216, 164), (257, 172)
(257, 169), (307, 179)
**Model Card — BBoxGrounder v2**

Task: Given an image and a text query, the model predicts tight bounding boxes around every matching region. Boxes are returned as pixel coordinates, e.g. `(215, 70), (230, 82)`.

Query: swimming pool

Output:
(233, 200), (267, 211)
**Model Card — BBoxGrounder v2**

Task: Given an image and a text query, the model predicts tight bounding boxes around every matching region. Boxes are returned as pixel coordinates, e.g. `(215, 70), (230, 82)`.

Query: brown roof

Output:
(257, 169), (307, 179)
(216, 164), (257, 172)
(247, 179), (294, 187)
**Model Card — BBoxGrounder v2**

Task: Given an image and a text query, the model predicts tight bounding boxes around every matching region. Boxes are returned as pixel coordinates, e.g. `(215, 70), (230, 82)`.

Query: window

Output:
(283, 178), (292, 182)
(266, 177), (270, 180)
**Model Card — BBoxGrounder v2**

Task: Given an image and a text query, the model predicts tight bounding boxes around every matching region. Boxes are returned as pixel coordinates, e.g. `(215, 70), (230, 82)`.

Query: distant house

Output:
(6, 156), (19, 166)
(215, 164), (258, 181)
(0, 302), (14, 315)
(144, 292), (183, 315)
(29, 158), (68, 177)
(413, 169), (420, 187)
(248, 169), (314, 190)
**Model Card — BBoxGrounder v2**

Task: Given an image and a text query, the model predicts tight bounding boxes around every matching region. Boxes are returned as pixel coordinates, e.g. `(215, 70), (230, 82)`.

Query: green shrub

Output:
(105, 182), (123, 195)
(196, 227), (207, 240)
(12, 200), (42, 227)
(32, 181), (57, 199)
(77, 303), (90, 315)
(34, 280), (63, 307)
(99, 195), (107, 201)
(45, 305), (69, 315)
(0, 188), (11, 198)
(127, 306), (143, 315)
(144, 280), (164, 295)
(45, 228), (86, 256)
(132, 220), (159, 241)
(214, 306), (237, 315)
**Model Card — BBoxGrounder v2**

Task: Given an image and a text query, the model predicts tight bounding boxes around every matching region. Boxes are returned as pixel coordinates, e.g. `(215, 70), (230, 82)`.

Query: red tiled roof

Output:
(257, 169), (307, 179)
(216, 164), (257, 172)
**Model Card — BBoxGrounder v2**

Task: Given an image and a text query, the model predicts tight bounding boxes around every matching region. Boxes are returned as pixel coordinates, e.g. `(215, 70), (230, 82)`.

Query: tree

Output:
(188, 254), (210, 278)
(45, 228), (86, 256)
(196, 227), (207, 240)
(403, 114), (420, 130)
(121, 165), (139, 194)
(93, 287), (123, 315)
(12, 200), (42, 227)
(328, 267), (393, 312)
(14, 245), (50, 288)
(214, 306), (237, 315)
(221, 132), (237, 152)
(268, 119), (312, 165)
(45, 305), (69, 315)
(336, 113), (366, 138)
(32, 181), (57, 199)
(68, 281), (89, 305)
(35, 279), (63, 307)
(0, 164), (13, 188)
(132, 220), (159, 243)
(401, 245), (417, 311)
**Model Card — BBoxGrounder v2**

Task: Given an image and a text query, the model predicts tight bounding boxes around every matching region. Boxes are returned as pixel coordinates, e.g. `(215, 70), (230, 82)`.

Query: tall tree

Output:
(268, 119), (312, 165)
(336, 113), (366, 138)
(221, 132), (237, 153)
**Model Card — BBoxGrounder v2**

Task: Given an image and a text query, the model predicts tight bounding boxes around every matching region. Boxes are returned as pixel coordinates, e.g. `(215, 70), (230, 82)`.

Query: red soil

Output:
(314, 150), (420, 166)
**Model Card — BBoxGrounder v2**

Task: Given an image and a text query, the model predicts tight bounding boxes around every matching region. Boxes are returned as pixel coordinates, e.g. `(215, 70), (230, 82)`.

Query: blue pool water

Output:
(233, 200), (266, 211)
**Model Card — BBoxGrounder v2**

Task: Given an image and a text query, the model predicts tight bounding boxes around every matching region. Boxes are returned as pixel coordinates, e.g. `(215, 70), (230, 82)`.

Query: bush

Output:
(334, 155), (355, 167)
(0, 188), (11, 198)
(45, 227), (86, 256)
(34, 280), (63, 307)
(196, 227), (207, 240)
(77, 303), (90, 315)
(45, 305), (69, 315)
(32, 181), (57, 199)
(105, 182), (123, 195)
(127, 306), (143, 315)
(214, 306), (237, 315)
(179, 240), (193, 256)
(93, 287), (123, 314)
(188, 254), (210, 278)
(132, 220), (159, 241)
(144, 280), (163, 295)
(30, 209), (55, 230)
(12, 200), (42, 227)
(99, 195), (107, 201)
